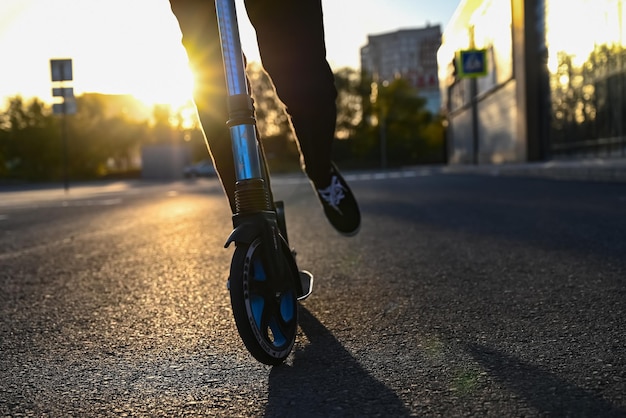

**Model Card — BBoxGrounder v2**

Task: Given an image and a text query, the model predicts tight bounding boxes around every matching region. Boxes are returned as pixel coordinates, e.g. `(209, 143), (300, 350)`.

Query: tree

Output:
(0, 96), (59, 180)
(358, 77), (445, 166)
(334, 67), (365, 140)
(549, 44), (626, 153)
(247, 63), (300, 171)
(66, 94), (151, 178)
(0, 93), (157, 181)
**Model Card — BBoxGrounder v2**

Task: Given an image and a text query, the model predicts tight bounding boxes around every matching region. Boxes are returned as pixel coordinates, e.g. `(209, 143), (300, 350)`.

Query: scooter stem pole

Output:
(215, 0), (263, 181)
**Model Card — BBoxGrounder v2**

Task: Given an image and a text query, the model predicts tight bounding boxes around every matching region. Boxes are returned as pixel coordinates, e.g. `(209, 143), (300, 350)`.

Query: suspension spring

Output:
(234, 178), (272, 214)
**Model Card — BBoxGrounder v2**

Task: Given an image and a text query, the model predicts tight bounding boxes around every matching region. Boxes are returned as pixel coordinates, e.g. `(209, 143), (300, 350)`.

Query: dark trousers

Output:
(169, 0), (337, 211)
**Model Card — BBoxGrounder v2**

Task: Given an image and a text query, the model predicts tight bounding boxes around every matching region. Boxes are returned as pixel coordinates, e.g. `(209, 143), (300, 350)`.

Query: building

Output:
(361, 25), (442, 114)
(439, 0), (626, 165)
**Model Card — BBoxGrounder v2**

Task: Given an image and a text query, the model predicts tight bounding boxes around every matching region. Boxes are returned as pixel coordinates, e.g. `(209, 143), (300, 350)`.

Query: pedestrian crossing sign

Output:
(456, 49), (488, 78)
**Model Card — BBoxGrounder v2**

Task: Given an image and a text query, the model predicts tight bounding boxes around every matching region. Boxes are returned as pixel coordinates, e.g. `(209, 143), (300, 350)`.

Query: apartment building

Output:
(361, 25), (442, 114)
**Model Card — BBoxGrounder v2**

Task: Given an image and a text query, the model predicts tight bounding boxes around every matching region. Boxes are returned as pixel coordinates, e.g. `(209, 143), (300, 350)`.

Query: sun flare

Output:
(0, 0), (199, 111)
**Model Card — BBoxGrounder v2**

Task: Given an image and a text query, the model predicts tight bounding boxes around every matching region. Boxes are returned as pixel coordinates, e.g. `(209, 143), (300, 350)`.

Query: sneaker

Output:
(315, 163), (360, 236)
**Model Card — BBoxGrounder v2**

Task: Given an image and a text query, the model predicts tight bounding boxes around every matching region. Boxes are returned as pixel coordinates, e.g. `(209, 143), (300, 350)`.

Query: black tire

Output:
(229, 237), (299, 365)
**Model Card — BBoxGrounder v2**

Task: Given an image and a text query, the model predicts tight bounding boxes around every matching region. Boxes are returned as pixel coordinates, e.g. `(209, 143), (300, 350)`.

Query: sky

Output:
(0, 0), (460, 109)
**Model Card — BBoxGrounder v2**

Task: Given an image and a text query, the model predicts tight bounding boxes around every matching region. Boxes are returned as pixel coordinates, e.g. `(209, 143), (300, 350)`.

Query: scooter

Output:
(215, 0), (313, 365)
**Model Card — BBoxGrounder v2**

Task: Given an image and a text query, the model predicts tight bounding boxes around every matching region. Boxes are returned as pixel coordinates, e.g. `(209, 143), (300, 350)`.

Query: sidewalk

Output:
(441, 158), (626, 183)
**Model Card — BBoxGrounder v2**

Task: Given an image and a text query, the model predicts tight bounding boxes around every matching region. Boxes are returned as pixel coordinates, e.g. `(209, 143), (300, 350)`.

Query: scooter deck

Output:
(298, 270), (314, 301)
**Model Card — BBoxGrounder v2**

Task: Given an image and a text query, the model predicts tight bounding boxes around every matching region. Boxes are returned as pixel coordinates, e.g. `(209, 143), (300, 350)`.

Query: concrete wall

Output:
(476, 81), (520, 163)
(447, 81), (523, 164)
(447, 106), (473, 164)
(448, 80), (520, 164)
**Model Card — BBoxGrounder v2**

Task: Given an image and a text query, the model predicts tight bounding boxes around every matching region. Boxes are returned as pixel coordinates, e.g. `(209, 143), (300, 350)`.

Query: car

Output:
(183, 160), (217, 178)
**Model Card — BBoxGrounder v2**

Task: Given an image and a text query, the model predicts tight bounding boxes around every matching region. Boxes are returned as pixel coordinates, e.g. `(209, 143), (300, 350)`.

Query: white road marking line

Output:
(272, 170), (431, 185)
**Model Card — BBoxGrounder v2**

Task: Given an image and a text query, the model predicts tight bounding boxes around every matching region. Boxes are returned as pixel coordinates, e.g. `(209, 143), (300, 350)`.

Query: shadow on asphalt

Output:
(265, 307), (412, 417)
(467, 343), (626, 417)
(362, 176), (626, 263)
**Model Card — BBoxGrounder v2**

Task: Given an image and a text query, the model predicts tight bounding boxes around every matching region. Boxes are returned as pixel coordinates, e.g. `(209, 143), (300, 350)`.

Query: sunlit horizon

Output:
(0, 0), (459, 110)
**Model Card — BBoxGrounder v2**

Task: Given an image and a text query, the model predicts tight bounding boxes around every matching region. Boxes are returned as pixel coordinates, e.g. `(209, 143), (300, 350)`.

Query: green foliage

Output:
(336, 70), (445, 167)
(247, 64), (445, 170)
(0, 94), (165, 181)
(550, 44), (626, 151)
(246, 63), (299, 172)
(379, 78), (445, 164)
(334, 67), (365, 140)
(0, 96), (60, 180)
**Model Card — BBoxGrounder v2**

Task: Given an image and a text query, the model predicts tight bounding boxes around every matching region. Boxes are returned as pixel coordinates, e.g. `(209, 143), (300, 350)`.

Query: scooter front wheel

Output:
(229, 237), (299, 365)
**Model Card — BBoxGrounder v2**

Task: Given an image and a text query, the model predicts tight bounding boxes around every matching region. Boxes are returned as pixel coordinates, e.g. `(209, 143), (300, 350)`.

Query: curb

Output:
(441, 159), (626, 183)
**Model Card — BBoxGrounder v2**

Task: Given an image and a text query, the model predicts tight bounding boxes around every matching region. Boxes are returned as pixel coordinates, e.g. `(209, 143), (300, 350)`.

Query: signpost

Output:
(456, 49), (488, 164)
(50, 58), (75, 191)
(50, 59), (72, 82)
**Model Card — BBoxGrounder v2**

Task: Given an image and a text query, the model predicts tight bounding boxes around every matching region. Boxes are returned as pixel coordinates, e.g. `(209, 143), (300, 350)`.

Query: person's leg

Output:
(243, 0), (336, 188)
(244, 0), (360, 235)
(169, 0), (237, 211)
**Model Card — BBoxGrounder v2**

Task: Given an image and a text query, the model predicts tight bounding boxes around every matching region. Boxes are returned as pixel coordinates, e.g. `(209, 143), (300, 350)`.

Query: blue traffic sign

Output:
(457, 49), (488, 78)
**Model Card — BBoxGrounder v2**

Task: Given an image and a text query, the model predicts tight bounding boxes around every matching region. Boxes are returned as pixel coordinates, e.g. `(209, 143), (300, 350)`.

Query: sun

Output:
(0, 0), (269, 113)
(0, 0), (202, 111)
(69, 0), (198, 110)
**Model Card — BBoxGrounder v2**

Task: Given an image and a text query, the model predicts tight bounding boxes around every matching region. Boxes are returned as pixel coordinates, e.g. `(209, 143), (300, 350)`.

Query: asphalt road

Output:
(1, 171), (625, 417)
